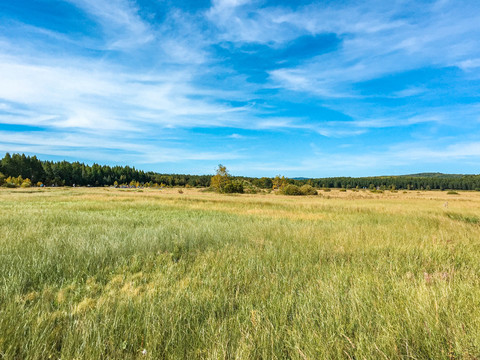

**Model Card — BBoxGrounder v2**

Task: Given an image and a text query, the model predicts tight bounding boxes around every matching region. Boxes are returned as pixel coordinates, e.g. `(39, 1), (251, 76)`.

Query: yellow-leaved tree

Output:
(210, 164), (230, 192)
(272, 175), (288, 190)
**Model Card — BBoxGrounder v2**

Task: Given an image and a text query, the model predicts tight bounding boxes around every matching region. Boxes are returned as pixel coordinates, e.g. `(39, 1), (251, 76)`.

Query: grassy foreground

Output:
(1, 188), (480, 359)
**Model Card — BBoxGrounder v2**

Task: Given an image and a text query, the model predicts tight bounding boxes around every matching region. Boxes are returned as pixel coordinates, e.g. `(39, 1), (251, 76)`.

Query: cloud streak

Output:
(64, 0), (154, 49)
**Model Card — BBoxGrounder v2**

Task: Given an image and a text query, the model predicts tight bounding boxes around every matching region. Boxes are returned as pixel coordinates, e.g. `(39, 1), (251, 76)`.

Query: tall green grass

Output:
(1, 188), (480, 359)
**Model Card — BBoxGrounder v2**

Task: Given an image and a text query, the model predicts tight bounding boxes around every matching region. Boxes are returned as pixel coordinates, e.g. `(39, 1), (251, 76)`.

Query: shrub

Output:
(281, 184), (317, 196)
(299, 184), (317, 195)
(447, 191), (459, 195)
(21, 179), (32, 188)
(223, 181), (244, 194)
(5, 176), (23, 188)
(281, 184), (303, 195)
(241, 180), (260, 194)
(339, 189), (347, 192)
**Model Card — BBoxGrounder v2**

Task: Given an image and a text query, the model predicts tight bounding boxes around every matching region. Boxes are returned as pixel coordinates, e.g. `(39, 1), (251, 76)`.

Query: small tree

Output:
(211, 164), (230, 192)
(272, 175), (288, 190)
(211, 165), (243, 193)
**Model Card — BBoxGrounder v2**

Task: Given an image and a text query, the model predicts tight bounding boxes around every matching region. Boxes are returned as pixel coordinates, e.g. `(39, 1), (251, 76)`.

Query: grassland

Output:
(1, 187), (480, 359)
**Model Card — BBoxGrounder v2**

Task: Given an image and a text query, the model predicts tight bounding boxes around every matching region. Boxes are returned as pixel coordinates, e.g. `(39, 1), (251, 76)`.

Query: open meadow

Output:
(1, 187), (480, 359)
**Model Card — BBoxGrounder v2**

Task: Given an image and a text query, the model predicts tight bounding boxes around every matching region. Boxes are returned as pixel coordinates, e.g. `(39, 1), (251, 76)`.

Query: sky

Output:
(1, 0), (480, 177)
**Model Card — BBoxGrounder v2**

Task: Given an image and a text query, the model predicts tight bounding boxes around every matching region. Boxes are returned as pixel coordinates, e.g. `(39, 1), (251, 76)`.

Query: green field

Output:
(1, 188), (480, 359)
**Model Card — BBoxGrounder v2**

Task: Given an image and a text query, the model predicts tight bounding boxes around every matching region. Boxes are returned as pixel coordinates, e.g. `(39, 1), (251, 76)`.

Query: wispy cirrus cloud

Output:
(265, 1), (480, 97)
(64, 0), (154, 49)
(0, 52), (254, 132)
(242, 139), (480, 177)
(0, 129), (244, 165)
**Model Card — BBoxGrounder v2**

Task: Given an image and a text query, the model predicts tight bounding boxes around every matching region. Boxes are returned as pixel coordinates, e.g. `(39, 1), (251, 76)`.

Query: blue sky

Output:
(1, 0), (480, 177)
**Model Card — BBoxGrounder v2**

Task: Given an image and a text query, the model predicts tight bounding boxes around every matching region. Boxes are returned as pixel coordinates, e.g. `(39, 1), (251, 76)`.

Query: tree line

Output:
(0, 153), (210, 188)
(1, 152), (479, 190)
(294, 175), (480, 191)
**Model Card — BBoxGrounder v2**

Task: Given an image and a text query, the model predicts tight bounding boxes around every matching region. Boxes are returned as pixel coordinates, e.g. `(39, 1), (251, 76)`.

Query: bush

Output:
(223, 181), (244, 194)
(21, 179), (32, 188)
(4, 176), (23, 188)
(300, 185), (318, 195)
(241, 180), (261, 194)
(447, 191), (459, 195)
(281, 184), (317, 196)
(281, 184), (303, 195)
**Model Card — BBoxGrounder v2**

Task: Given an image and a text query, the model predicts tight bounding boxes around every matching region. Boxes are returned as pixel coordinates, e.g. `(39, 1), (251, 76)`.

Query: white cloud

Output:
(458, 58), (480, 71)
(0, 52), (254, 132)
(254, 140), (480, 177)
(64, 0), (154, 49)
(0, 130), (243, 164)
(228, 133), (244, 139)
(258, 1), (480, 97)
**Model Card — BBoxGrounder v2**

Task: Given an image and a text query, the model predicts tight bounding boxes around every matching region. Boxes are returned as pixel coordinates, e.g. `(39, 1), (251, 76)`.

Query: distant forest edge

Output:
(1, 153), (480, 191)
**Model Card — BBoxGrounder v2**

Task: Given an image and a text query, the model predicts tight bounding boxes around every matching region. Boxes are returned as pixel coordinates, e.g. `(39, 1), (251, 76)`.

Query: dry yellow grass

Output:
(1, 187), (480, 359)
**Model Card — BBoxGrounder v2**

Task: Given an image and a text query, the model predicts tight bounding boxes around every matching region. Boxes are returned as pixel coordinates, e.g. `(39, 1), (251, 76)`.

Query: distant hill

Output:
(401, 173), (466, 178)
(294, 173), (468, 180)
